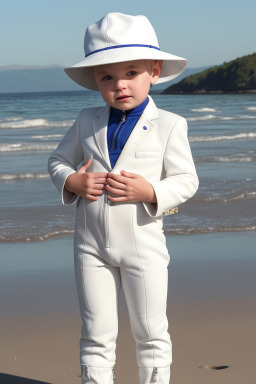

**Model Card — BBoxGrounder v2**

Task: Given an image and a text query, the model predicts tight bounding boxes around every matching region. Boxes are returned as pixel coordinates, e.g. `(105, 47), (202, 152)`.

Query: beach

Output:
(1, 233), (255, 384)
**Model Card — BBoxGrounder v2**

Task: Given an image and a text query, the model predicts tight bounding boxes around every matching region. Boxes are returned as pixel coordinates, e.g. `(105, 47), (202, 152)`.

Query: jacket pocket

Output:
(135, 151), (161, 158)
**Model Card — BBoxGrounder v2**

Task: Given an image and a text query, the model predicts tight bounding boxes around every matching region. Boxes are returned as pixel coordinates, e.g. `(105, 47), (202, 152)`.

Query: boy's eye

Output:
(128, 71), (137, 76)
(102, 75), (112, 81)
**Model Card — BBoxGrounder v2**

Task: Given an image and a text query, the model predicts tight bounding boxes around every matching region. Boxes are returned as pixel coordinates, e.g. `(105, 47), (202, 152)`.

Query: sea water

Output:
(0, 91), (255, 242)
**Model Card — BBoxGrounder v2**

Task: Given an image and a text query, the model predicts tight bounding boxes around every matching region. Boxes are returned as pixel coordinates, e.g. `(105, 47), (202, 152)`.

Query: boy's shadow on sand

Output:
(0, 373), (51, 384)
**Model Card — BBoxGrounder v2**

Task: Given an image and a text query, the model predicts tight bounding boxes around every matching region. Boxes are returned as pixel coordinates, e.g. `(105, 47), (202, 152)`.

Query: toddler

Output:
(48, 12), (199, 384)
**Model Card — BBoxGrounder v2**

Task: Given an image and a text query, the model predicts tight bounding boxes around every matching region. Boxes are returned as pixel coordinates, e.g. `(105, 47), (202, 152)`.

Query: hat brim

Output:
(64, 47), (188, 91)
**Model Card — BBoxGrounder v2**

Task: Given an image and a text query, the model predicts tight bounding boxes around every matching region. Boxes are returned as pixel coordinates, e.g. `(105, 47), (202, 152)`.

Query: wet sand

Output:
(0, 233), (255, 383)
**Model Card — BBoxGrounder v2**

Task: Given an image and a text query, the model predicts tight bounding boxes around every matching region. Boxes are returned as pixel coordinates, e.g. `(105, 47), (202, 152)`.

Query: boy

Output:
(48, 12), (199, 384)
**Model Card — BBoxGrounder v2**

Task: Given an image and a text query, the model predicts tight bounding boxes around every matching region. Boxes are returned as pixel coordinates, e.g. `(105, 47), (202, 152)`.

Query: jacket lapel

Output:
(92, 104), (112, 170)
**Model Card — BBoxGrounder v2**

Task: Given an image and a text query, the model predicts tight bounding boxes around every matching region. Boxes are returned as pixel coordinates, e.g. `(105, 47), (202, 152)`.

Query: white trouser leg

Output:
(75, 252), (121, 382)
(120, 247), (172, 384)
(81, 365), (115, 384)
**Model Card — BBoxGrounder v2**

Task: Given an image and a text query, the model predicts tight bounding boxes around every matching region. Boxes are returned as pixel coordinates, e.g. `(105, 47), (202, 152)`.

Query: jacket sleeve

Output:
(143, 117), (199, 217)
(48, 111), (84, 205)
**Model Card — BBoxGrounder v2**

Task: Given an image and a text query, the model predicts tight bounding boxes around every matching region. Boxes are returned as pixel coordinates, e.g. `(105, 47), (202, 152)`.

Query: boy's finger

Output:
(105, 185), (125, 196)
(92, 184), (105, 190)
(84, 194), (98, 201)
(94, 177), (108, 184)
(108, 195), (134, 202)
(93, 172), (108, 179)
(86, 189), (104, 196)
(107, 173), (127, 183)
(120, 170), (137, 178)
(106, 178), (126, 189)
(80, 158), (91, 172)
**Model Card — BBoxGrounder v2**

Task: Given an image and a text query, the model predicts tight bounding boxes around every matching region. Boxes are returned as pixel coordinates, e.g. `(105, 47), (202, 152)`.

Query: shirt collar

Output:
(110, 97), (149, 118)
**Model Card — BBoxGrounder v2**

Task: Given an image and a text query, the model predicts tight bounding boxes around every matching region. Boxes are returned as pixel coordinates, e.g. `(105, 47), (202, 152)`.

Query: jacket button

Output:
(143, 126), (147, 130)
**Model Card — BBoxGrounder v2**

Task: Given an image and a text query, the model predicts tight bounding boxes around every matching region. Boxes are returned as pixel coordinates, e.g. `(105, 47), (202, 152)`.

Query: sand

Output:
(0, 233), (255, 383)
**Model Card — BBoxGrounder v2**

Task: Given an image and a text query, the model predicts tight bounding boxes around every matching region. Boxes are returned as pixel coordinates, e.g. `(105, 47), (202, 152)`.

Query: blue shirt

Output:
(107, 97), (149, 168)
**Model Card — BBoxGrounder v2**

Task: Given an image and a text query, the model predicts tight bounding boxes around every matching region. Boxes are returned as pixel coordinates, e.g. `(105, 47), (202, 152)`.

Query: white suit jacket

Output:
(48, 96), (199, 250)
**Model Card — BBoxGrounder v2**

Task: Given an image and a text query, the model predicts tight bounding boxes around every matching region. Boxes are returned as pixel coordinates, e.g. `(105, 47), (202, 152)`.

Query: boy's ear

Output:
(151, 60), (162, 85)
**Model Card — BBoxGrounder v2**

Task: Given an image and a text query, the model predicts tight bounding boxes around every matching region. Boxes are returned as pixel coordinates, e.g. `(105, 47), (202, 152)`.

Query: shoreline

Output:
(0, 226), (255, 243)
(1, 232), (255, 383)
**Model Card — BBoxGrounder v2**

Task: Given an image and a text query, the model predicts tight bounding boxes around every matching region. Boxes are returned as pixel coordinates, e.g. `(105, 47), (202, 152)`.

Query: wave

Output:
(0, 118), (74, 129)
(0, 143), (56, 152)
(187, 114), (217, 121)
(31, 134), (63, 139)
(189, 132), (256, 142)
(187, 114), (256, 122)
(193, 191), (256, 203)
(0, 173), (50, 181)
(164, 225), (256, 235)
(1, 225), (255, 242)
(0, 230), (74, 243)
(190, 108), (220, 112)
(0, 116), (23, 122)
(247, 107), (256, 111)
(195, 155), (256, 163)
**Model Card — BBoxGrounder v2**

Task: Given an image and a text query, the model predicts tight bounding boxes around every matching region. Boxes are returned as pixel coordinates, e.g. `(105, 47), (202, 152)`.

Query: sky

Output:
(1, 0), (255, 69)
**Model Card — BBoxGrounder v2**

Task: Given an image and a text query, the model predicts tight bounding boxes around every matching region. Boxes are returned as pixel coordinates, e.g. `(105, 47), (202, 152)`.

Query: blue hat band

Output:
(85, 44), (160, 58)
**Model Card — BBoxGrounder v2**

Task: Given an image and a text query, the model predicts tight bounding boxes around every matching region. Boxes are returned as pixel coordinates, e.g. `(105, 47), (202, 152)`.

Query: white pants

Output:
(74, 222), (172, 384)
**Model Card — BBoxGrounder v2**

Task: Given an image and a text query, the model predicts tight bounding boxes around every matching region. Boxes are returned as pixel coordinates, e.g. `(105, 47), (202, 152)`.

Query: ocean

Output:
(0, 90), (255, 242)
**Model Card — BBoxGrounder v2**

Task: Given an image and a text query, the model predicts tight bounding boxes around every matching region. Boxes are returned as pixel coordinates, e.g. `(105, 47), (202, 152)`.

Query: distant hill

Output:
(151, 66), (211, 92)
(163, 53), (256, 94)
(0, 64), (211, 94)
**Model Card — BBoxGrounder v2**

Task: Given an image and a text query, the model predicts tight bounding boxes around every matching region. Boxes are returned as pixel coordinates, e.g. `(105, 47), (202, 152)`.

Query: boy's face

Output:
(92, 60), (162, 110)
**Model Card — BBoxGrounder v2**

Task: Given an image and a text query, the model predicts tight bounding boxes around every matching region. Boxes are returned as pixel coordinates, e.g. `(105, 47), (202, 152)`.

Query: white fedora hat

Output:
(64, 12), (188, 91)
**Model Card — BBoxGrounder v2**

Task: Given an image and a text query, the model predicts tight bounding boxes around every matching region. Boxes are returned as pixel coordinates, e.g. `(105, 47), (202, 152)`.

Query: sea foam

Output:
(164, 225), (256, 235)
(0, 118), (74, 129)
(187, 114), (256, 122)
(189, 132), (256, 142)
(0, 173), (50, 181)
(194, 155), (256, 163)
(0, 143), (57, 152)
(0, 230), (74, 243)
(193, 191), (256, 203)
(31, 134), (63, 139)
(190, 108), (220, 112)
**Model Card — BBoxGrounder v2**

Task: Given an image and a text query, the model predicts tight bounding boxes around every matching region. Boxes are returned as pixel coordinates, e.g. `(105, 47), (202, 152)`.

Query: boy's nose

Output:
(115, 78), (126, 90)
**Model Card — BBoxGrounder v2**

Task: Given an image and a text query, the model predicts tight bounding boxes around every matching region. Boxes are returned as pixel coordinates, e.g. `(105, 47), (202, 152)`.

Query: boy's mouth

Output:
(116, 95), (130, 100)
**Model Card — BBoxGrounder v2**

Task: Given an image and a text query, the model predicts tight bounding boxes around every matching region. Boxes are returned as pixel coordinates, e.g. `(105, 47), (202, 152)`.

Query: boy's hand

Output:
(65, 159), (107, 201)
(105, 170), (157, 203)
